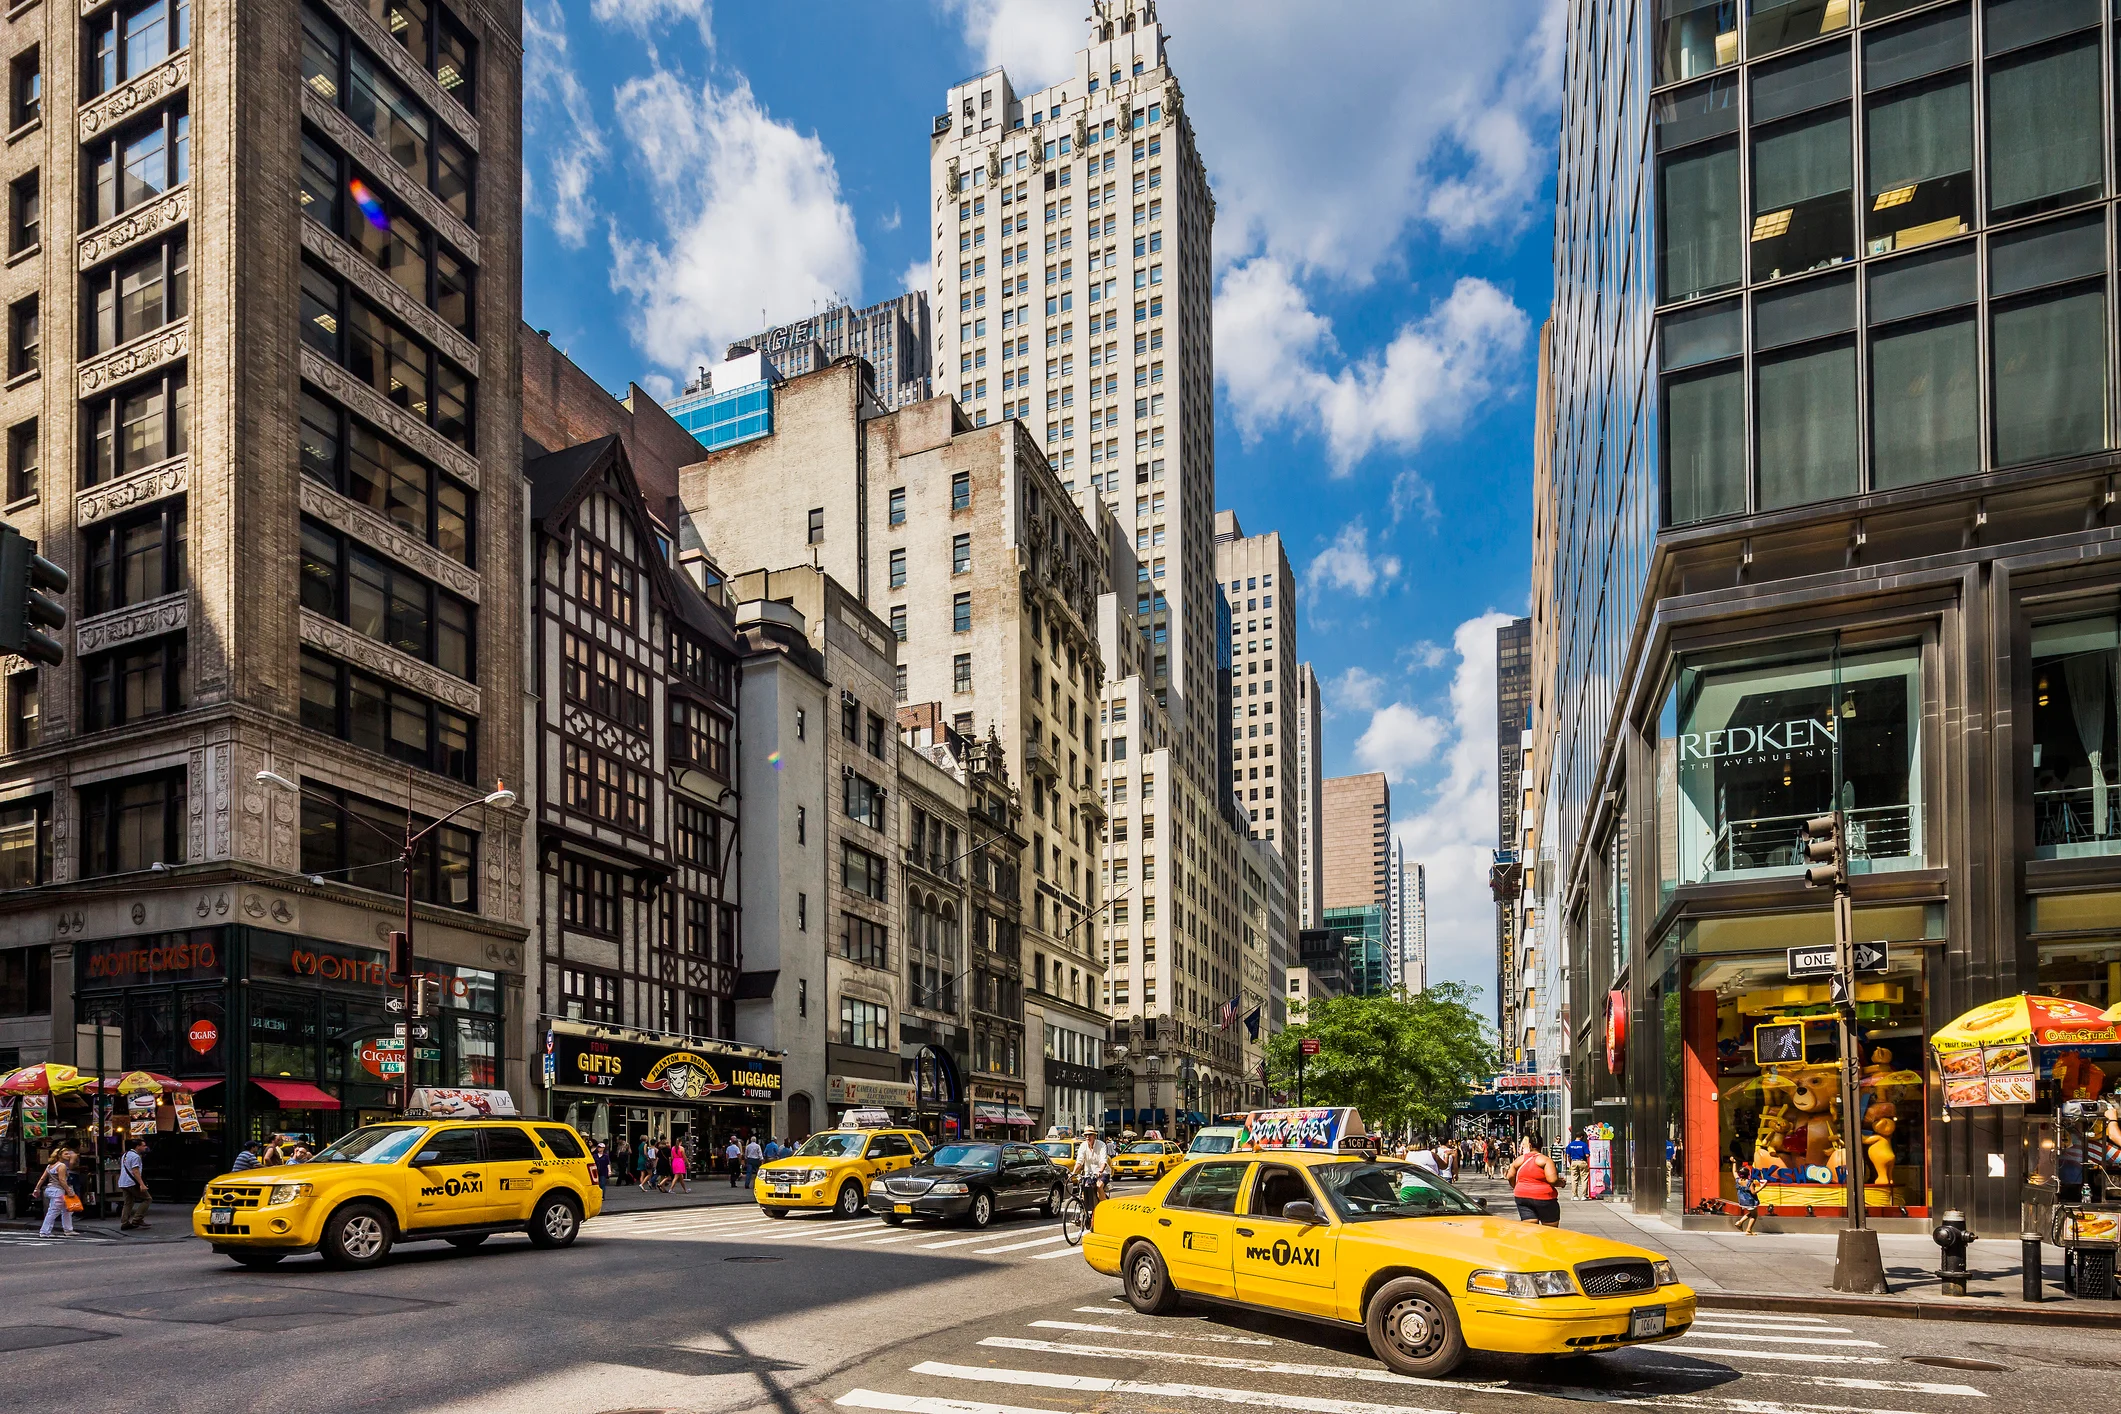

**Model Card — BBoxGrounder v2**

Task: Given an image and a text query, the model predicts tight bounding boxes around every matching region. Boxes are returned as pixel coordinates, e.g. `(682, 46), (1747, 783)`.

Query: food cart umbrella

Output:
(1932, 994), (2118, 1051)
(100, 1071), (187, 1096)
(0, 1063), (91, 1096)
(1721, 1073), (1798, 1096)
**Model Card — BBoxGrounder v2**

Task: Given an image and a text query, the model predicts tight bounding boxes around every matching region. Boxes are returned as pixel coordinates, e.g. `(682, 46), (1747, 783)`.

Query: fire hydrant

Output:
(1933, 1210), (1977, 1297)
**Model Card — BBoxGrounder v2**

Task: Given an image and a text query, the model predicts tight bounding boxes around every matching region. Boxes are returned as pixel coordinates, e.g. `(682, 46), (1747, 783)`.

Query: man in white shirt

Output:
(744, 1136), (765, 1184)
(1408, 1143), (1440, 1175)
(118, 1138), (152, 1230)
(1076, 1131), (1111, 1204)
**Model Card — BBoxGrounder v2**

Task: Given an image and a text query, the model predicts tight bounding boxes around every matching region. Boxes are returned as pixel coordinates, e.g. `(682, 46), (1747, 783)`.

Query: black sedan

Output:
(866, 1141), (1066, 1228)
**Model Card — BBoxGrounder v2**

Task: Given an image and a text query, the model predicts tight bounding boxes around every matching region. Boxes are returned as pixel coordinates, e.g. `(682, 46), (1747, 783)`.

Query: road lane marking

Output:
(1631, 1367), (1984, 1397)
(1027, 1246), (1085, 1259)
(975, 1234), (1071, 1254)
(1677, 1332), (1880, 1348)
(809, 1225), (894, 1242)
(1688, 1319), (1853, 1333)
(919, 1232), (1011, 1249)
(1028, 1320), (1275, 1346)
(906, 1363), (1465, 1414)
(837, 1391), (1067, 1414)
(972, 1337), (1505, 1390)
(861, 1231), (931, 1244)
(1666, 1345), (1890, 1365)
(1686, 1313), (1833, 1324)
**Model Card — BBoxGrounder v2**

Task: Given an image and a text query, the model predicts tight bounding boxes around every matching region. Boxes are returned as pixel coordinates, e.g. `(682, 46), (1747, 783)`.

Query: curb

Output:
(1699, 1289), (2121, 1328)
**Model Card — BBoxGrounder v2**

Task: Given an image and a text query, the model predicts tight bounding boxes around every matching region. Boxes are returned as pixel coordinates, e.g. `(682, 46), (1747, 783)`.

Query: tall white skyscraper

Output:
(1295, 663), (1324, 929)
(930, 0), (1257, 1121)
(1387, 843), (1428, 994)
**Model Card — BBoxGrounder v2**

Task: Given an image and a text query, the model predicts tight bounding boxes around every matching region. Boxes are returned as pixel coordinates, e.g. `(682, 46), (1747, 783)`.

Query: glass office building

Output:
(1548, 0), (2121, 1235)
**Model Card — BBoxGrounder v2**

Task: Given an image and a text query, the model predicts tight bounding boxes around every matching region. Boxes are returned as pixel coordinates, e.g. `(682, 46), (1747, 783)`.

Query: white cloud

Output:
(1309, 521), (1401, 599)
(879, 205), (903, 233)
(608, 68), (863, 377)
(1217, 259), (1531, 471)
(934, 0), (1084, 92)
(523, 3), (607, 249)
(590, 0), (712, 39)
(1356, 703), (1449, 781)
(1330, 666), (1387, 715)
(1390, 611), (1517, 997)
(1400, 641), (1449, 672)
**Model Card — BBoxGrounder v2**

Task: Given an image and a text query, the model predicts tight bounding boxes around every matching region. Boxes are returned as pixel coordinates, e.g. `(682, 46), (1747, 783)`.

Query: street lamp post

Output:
(257, 770), (514, 1114)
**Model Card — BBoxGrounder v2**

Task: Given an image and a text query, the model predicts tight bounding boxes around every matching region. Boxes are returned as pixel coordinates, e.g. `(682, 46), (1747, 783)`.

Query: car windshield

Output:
(1312, 1161), (1486, 1221)
(930, 1143), (1001, 1169)
(1124, 1141), (1165, 1154)
(1189, 1135), (1235, 1153)
(1037, 1143), (1072, 1158)
(309, 1126), (427, 1165)
(794, 1133), (865, 1159)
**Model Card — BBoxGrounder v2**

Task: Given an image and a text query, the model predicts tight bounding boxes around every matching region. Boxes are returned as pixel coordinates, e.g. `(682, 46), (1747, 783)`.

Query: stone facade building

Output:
(0, 0), (529, 1183)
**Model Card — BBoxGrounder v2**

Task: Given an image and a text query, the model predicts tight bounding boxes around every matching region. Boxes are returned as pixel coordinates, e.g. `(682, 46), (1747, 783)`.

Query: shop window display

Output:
(1660, 641), (1923, 886)
(2031, 615), (2121, 858)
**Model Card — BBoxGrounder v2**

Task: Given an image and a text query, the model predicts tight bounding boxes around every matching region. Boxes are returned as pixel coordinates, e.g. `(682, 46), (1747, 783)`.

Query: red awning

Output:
(252, 1079), (341, 1110)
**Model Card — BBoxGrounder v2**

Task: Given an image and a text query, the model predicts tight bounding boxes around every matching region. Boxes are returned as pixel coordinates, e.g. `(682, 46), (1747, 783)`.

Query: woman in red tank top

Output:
(1507, 1131), (1562, 1226)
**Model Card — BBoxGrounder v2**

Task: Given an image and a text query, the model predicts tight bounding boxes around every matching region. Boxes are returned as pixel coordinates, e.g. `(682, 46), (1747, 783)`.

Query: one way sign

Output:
(1788, 941), (1890, 979)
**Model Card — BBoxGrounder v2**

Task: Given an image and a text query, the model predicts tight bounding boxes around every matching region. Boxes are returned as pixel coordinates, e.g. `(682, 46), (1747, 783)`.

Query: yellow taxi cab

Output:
(1035, 1139), (1078, 1175)
(1112, 1139), (1184, 1181)
(1081, 1108), (1695, 1377)
(755, 1123), (932, 1217)
(193, 1118), (603, 1271)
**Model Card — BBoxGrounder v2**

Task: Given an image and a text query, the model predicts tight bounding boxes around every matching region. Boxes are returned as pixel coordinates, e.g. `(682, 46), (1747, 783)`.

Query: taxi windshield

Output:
(1189, 1135), (1235, 1153)
(1124, 1141), (1166, 1154)
(1036, 1142), (1072, 1157)
(794, 1133), (866, 1159)
(931, 1143), (1001, 1169)
(310, 1126), (426, 1165)
(1312, 1161), (1486, 1221)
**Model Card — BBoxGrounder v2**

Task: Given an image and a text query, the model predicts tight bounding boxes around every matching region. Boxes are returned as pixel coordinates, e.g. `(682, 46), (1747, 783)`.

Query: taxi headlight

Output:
(931, 1181), (970, 1195)
(265, 1183), (314, 1207)
(1652, 1260), (1677, 1287)
(1467, 1268), (1576, 1299)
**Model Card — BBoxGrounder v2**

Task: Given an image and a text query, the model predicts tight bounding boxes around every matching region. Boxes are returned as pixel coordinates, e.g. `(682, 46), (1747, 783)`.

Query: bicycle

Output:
(1059, 1172), (1107, 1246)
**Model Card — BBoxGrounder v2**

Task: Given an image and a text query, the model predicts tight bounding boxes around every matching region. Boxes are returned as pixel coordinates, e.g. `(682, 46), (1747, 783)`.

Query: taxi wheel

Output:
(1123, 1240), (1181, 1315)
(763, 1206), (790, 1218)
(836, 1182), (866, 1218)
(320, 1202), (393, 1271)
(967, 1191), (996, 1229)
(527, 1194), (581, 1249)
(1365, 1276), (1466, 1378)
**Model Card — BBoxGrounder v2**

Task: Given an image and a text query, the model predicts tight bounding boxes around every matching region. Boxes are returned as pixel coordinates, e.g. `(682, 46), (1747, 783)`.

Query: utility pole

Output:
(1804, 810), (1889, 1294)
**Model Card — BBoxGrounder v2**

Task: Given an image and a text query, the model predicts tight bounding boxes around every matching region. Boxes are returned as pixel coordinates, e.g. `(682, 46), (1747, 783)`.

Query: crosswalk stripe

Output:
(972, 1337), (1503, 1391)
(1679, 1332), (1880, 1348)
(1688, 1312), (1832, 1324)
(974, 1234), (1070, 1255)
(810, 1225), (892, 1243)
(862, 1231), (931, 1245)
(1690, 1318), (1852, 1333)
(1631, 1366), (1984, 1398)
(919, 1232), (1009, 1250)
(837, 1391), (1062, 1414)
(909, 1362), (1462, 1414)
(1028, 1320), (1275, 1346)
(1027, 1246), (1083, 1259)
(1669, 1344), (1890, 1366)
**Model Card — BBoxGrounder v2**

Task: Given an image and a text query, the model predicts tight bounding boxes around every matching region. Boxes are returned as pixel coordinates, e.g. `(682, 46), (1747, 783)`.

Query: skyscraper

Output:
(727, 291), (934, 411)
(1295, 662), (1324, 928)
(1494, 616), (1531, 1054)
(1321, 772), (1389, 996)
(1388, 842), (1426, 994)
(932, 0), (1252, 1126)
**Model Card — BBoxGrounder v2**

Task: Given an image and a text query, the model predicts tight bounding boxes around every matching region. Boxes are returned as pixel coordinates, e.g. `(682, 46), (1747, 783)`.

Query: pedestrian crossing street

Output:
(586, 1206), (1089, 1263)
(832, 1305), (2010, 1414)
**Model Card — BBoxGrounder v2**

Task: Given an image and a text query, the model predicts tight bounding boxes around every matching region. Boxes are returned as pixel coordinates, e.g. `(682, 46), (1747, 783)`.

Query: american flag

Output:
(1217, 996), (1240, 1031)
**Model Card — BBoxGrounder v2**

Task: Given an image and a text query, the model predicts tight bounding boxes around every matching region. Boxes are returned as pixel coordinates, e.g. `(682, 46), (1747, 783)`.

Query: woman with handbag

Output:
(37, 1150), (77, 1238)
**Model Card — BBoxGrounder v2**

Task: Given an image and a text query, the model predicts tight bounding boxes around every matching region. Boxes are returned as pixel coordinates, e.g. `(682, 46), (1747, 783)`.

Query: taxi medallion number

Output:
(1629, 1306), (1667, 1339)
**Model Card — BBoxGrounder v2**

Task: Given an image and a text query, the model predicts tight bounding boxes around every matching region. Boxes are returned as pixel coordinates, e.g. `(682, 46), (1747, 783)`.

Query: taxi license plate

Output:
(894, 1203), (912, 1214)
(211, 1207), (233, 1227)
(772, 1185), (791, 1197)
(1628, 1306), (1667, 1339)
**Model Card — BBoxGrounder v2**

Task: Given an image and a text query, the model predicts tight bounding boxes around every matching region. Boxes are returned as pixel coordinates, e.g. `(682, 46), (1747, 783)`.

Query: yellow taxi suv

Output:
(194, 1119), (603, 1271)
(1112, 1139), (1184, 1181)
(1035, 1139), (1078, 1175)
(1081, 1109), (1695, 1378)
(755, 1127), (931, 1217)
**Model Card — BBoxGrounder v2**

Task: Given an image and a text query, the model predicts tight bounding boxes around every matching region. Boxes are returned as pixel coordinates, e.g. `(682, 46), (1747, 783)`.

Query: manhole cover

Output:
(723, 1254), (782, 1263)
(69, 1286), (446, 1332)
(1906, 1356), (2010, 1372)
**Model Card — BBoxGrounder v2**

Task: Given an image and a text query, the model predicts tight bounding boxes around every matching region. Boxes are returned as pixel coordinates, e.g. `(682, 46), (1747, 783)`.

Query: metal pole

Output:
(1297, 1051), (1305, 1107)
(401, 796), (416, 1117)
(1830, 839), (1889, 1293)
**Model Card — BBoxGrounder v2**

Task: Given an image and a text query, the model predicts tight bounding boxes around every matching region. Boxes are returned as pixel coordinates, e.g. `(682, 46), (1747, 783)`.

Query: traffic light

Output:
(0, 524), (66, 666)
(1802, 812), (1846, 889)
(388, 929), (412, 984)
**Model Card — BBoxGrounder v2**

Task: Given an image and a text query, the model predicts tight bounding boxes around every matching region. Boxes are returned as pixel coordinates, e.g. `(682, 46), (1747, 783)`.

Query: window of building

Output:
(888, 486), (905, 524)
(299, 516), (475, 679)
(1985, 0), (2101, 222)
(83, 235), (186, 356)
(843, 913), (888, 968)
(1659, 641), (1923, 886)
(839, 996), (888, 1049)
(5, 418), (33, 503)
(673, 799), (718, 870)
(866, 711), (885, 758)
(298, 260), (473, 451)
(560, 858), (621, 936)
(560, 967), (619, 1023)
(301, 5), (474, 226)
(951, 471), (970, 509)
(297, 391), (474, 566)
(1990, 208), (2108, 467)
(807, 507), (824, 544)
(561, 629), (649, 731)
(301, 780), (476, 907)
(82, 500), (184, 615)
(561, 742), (648, 832)
(1861, 5), (1972, 256)
(6, 295), (35, 378)
(953, 532), (971, 574)
(82, 634), (187, 732)
(889, 547), (906, 587)
(0, 944), (50, 1015)
(953, 591), (971, 632)
(889, 605), (906, 642)
(7, 170), (35, 255)
(85, 0), (191, 99)
(842, 840), (887, 900)
(1754, 271), (1858, 508)
(953, 653), (972, 692)
(2030, 613), (2121, 858)
(299, 136), (474, 336)
(78, 769), (185, 877)
(81, 368), (187, 485)
(1750, 0), (1850, 60)
(354, 0), (479, 111)
(84, 102), (187, 229)
(0, 798), (51, 889)
(299, 647), (474, 782)
(8, 47), (36, 130)
(1657, 0), (1738, 84)
(670, 696), (731, 779)
(1868, 240), (1977, 487)
(1749, 41), (1854, 282)
(845, 771), (885, 829)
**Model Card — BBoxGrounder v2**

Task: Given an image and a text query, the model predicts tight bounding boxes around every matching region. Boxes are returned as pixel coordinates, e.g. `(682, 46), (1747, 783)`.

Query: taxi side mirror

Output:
(1474, 1196), (1490, 1212)
(1281, 1200), (1322, 1225)
(413, 1150), (442, 1167)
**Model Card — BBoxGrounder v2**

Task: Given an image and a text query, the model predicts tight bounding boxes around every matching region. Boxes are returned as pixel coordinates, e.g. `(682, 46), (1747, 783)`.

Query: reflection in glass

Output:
(1659, 0), (1740, 84)
(1757, 337), (1858, 507)
(1993, 283), (2107, 466)
(1870, 310), (1977, 486)
(2031, 617), (2121, 857)
(1748, 0), (1850, 59)
(1752, 110), (1854, 280)
(1864, 74), (1971, 254)
(1986, 33), (2101, 221)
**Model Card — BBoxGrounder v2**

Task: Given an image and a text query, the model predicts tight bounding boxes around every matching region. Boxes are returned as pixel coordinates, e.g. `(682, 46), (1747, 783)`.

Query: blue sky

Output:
(520, 0), (1564, 1002)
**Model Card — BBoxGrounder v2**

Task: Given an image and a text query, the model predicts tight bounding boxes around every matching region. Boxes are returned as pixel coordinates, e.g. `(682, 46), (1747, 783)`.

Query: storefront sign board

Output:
(552, 1030), (782, 1103)
(828, 1075), (916, 1108)
(80, 934), (224, 985)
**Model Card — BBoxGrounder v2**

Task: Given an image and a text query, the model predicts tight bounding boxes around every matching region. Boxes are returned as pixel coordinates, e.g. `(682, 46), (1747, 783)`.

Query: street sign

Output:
(392, 1022), (407, 1037)
(1851, 941), (1889, 974)
(1828, 975), (1851, 1006)
(1788, 945), (1838, 978)
(408, 1022), (433, 1042)
(1299, 1038), (1321, 1057)
(384, 997), (405, 1014)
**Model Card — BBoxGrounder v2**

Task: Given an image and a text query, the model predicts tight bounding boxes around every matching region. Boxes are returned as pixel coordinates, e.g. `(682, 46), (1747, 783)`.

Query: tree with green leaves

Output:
(1264, 983), (1495, 1138)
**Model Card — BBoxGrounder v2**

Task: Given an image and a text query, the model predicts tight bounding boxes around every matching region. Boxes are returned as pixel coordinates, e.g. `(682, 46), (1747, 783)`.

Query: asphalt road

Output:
(2, 1187), (2117, 1414)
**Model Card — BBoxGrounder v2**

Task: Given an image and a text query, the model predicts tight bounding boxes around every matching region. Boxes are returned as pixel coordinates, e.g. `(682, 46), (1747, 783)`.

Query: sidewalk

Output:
(591, 1178), (757, 1215)
(0, 1198), (196, 1241)
(1454, 1174), (2121, 1326)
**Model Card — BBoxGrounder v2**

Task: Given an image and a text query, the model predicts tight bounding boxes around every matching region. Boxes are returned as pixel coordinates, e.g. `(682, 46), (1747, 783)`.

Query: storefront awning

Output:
(972, 1101), (1036, 1125)
(254, 1079), (341, 1110)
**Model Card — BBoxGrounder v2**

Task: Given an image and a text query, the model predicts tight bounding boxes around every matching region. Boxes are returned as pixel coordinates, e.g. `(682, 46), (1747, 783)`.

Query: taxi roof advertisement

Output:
(1241, 1107), (1365, 1150)
(552, 1030), (782, 1103)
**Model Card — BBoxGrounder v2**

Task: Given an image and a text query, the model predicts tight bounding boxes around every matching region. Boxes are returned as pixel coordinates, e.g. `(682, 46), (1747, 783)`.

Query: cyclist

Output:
(1075, 1128), (1112, 1209)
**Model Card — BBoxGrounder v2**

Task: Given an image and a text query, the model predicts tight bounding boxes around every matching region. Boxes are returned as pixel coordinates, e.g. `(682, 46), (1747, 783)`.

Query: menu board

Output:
(1937, 1043), (2038, 1106)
